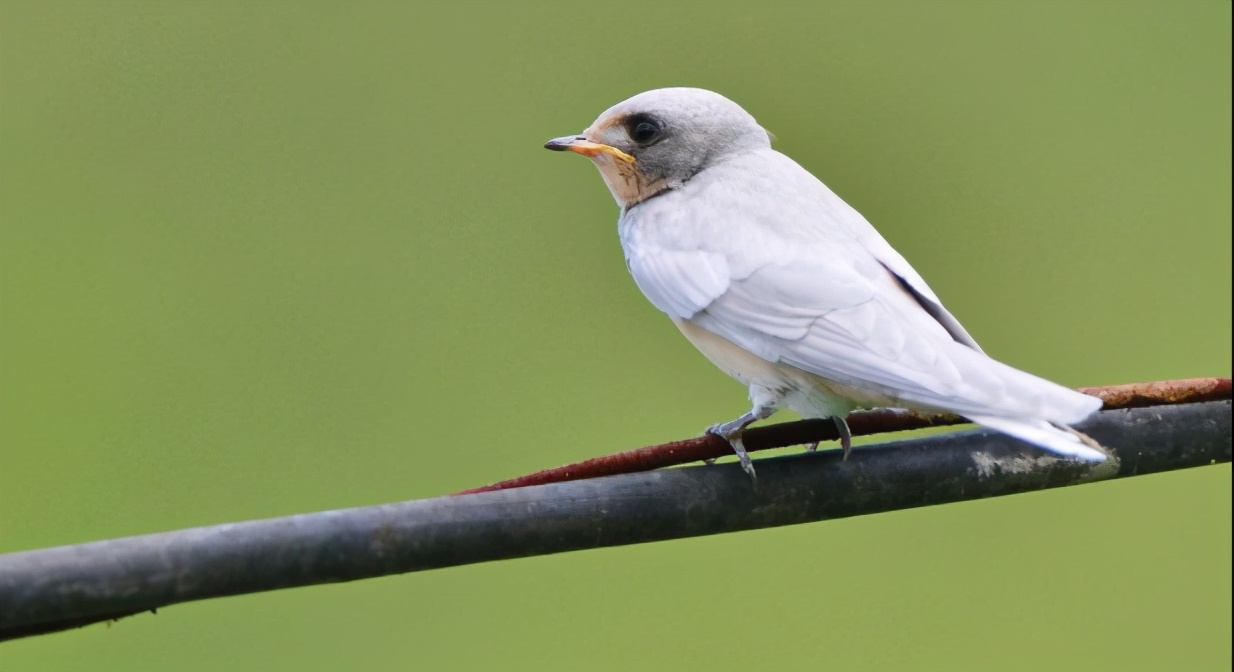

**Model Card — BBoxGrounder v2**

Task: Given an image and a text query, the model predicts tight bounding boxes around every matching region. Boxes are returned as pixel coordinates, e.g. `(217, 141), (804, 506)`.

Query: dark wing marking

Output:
(880, 262), (985, 354)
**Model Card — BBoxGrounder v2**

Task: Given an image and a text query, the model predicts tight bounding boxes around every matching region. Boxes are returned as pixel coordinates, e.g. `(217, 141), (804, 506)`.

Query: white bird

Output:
(545, 87), (1107, 478)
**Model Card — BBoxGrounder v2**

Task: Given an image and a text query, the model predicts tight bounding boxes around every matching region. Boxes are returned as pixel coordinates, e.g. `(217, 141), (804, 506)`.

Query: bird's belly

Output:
(672, 317), (791, 390)
(671, 317), (899, 418)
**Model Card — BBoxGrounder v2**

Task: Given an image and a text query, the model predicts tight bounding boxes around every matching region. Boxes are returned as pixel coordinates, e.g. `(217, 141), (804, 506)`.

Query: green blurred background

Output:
(1, 1), (1229, 669)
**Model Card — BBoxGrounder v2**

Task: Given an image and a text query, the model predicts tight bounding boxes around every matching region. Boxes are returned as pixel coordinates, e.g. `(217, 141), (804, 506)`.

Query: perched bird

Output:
(545, 88), (1107, 478)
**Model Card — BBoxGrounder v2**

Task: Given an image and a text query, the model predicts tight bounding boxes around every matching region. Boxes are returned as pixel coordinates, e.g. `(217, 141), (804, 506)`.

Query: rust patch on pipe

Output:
(1079, 378), (1232, 409)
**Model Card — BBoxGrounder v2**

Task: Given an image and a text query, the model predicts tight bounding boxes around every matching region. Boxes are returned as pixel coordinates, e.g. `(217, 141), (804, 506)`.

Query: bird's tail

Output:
(964, 413), (1109, 462)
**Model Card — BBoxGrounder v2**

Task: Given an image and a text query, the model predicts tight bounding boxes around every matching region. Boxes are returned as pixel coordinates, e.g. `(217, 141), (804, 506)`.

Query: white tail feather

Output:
(965, 414), (1108, 462)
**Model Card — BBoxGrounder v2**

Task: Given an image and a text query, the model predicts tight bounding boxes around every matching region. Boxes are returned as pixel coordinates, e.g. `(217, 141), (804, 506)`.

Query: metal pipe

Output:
(0, 400), (1229, 641)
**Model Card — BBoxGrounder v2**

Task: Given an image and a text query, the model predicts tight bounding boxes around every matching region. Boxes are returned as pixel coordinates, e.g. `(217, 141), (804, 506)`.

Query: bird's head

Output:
(544, 88), (772, 208)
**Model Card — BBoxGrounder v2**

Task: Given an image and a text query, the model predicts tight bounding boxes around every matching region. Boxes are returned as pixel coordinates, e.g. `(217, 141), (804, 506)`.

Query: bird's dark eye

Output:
(627, 116), (662, 145)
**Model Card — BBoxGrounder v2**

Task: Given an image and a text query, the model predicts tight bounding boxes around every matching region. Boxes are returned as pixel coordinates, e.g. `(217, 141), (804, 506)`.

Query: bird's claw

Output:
(834, 416), (853, 461)
(705, 423), (757, 481)
(801, 418), (852, 459)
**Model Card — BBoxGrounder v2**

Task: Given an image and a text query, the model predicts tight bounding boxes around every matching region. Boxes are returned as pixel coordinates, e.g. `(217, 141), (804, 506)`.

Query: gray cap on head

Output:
(593, 88), (772, 184)
(545, 88), (772, 199)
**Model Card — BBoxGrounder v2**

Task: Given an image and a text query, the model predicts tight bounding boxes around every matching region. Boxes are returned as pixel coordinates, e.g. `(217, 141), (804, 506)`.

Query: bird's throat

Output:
(591, 157), (667, 209)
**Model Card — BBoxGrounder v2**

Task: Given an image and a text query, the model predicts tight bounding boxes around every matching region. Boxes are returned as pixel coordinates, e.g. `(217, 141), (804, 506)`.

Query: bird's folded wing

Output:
(628, 243), (1082, 420)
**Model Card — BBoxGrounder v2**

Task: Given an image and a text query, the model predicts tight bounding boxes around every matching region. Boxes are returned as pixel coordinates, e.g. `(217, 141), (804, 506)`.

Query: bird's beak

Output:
(544, 135), (635, 164)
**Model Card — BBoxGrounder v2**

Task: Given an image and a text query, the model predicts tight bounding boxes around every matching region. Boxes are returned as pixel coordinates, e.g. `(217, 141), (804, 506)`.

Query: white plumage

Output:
(546, 88), (1107, 475)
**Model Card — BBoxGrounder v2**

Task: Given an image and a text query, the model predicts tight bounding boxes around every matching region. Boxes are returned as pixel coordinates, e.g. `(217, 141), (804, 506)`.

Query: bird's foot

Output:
(833, 416), (853, 460)
(706, 417), (759, 481)
(704, 405), (776, 481)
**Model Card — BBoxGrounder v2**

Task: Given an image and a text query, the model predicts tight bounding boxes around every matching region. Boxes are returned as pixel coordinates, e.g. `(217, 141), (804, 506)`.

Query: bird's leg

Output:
(833, 416), (853, 460)
(706, 405), (775, 480)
